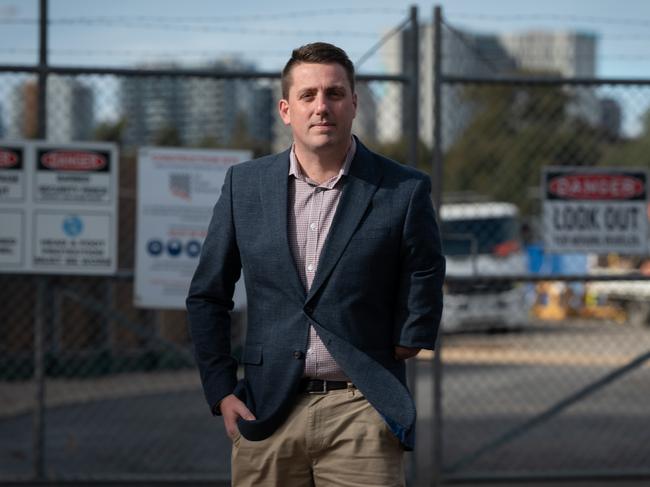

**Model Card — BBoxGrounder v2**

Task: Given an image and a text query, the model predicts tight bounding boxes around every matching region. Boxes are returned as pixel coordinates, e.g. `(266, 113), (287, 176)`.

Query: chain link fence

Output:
(0, 69), (408, 481)
(436, 15), (650, 481)
(4, 6), (650, 484)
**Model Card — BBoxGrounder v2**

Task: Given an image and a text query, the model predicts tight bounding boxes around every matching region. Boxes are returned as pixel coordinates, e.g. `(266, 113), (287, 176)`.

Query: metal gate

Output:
(429, 7), (650, 484)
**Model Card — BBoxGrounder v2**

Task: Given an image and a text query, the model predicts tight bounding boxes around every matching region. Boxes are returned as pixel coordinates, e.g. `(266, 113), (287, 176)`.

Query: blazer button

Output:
(293, 351), (304, 359)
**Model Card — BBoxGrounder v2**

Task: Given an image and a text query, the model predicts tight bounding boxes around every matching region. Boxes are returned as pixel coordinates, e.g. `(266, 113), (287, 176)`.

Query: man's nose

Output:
(314, 93), (329, 114)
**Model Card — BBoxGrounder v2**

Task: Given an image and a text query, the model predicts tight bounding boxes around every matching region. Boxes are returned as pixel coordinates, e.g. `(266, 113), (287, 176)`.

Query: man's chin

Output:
(304, 134), (336, 148)
(295, 133), (351, 154)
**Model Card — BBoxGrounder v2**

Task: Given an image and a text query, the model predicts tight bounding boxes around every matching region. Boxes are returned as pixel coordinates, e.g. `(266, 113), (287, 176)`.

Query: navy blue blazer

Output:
(186, 138), (445, 450)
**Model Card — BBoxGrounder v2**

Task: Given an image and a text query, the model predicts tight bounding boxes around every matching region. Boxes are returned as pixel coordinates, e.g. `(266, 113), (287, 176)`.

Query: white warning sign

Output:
(0, 140), (118, 274)
(543, 167), (648, 254)
(134, 146), (250, 309)
(33, 211), (113, 269)
(0, 145), (25, 201)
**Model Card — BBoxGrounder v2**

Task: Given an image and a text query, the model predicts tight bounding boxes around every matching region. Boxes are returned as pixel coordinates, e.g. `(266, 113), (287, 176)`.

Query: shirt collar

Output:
(288, 137), (356, 188)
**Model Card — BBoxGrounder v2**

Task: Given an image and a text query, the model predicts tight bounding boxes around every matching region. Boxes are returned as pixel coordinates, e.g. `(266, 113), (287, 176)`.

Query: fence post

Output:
(33, 278), (47, 479)
(408, 5), (419, 168)
(37, 0), (48, 140)
(33, 0), (48, 479)
(431, 5), (444, 487)
(406, 8), (420, 486)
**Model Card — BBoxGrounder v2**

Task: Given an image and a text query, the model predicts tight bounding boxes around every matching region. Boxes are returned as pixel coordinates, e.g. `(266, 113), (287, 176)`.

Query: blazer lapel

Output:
(306, 142), (383, 303)
(259, 150), (306, 300)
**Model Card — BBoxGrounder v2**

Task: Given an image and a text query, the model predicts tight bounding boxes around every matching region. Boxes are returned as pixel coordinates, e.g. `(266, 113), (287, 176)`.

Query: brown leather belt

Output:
(299, 379), (355, 394)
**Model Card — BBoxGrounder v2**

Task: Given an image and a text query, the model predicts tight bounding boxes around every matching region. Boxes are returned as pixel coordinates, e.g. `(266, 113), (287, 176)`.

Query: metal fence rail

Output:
(3, 3), (650, 486)
(434, 8), (650, 483)
(0, 71), (410, 482)
(0, 6), (416, 480)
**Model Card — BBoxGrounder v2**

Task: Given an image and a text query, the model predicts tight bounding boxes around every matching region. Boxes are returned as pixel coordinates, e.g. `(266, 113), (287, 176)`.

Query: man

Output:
(187, 42), (445, 486)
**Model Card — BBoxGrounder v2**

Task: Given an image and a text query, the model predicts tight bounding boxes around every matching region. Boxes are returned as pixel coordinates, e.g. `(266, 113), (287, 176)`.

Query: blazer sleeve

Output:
(186, 166), (241, 414)
(393, 175), (446, 350)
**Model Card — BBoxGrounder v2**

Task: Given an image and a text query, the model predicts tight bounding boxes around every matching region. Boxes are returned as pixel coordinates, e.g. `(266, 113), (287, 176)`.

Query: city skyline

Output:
(1, 1), (650, 144)
(1, 1), (650, 78)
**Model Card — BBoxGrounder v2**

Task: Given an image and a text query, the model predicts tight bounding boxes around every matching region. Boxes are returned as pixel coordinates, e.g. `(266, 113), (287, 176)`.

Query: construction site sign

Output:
(0, 140), (118, 274)
(134, 146), (251, 309)
(543, 167), (648, 254)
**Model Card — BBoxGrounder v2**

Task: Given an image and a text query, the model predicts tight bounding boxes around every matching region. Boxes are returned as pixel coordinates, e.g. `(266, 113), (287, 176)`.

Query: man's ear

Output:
(278, 99), (291, 126)
(352, 92), (358, 118)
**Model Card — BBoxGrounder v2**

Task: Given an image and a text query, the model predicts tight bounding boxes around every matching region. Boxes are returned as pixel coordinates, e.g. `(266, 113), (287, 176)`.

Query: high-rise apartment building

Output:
(500, 31), (600, 126)
(8, 77), (94, 141)
(352, 82), (378, 143)
(381, 24), (514, 149)
(120, 59), (273, 148)
(382, 24), (600, 148)
(499, 31), (596, 78)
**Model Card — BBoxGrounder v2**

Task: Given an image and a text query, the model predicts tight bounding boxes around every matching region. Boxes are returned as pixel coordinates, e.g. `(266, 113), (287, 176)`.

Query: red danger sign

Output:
(546, 172), (646, 201)
(0, 149), (19, 168)
(40, 151), (107, 171)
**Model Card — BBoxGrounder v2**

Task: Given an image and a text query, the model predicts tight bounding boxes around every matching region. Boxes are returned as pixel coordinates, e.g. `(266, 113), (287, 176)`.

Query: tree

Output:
(152, 125), (181, 147)
(599, 107), (650, 168)
(94, 117), (127, 143)
(443, 80), (605, 214)
(196, 112), (271, 158)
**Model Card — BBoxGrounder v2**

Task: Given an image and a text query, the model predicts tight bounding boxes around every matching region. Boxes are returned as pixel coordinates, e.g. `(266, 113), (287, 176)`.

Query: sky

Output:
(1, 0), (650, 135)
(1, 0), (650, 77)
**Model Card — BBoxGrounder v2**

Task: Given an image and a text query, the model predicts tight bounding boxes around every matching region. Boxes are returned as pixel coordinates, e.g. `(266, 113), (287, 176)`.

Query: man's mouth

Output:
(311, 121), (335, 128)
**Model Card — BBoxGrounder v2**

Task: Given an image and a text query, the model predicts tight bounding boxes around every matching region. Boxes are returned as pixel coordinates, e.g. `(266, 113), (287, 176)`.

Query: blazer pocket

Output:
(240, 344), (263, 365)
(350, 226), (391, 240)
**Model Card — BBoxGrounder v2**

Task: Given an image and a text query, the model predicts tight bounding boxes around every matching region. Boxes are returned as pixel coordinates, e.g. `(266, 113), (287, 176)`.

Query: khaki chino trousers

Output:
(231, 387), (405, 487)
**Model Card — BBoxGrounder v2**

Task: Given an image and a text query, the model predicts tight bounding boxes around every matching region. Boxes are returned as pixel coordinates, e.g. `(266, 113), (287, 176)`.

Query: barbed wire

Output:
(0, 47), (371, 60)
(446, 12), (650, 28)
(442, 21), (503, 75)
(0, 8), (404, 24)
(3, 47), (650, 64)
(4, 11), (650, 27)
(0, 19), (380, 37)
(355, 17), (410, 69)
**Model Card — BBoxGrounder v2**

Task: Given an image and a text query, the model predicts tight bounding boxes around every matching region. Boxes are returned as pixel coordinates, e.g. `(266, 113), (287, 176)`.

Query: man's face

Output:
(279, 62), (357, 155)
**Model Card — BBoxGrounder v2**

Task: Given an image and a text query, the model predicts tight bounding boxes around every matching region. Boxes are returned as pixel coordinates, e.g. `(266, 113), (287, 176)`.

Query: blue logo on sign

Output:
(62, 215), (83, 237)
(167, 239), (182, 257)
(186, 240), (201, 258)
(147, 239), (163, 256)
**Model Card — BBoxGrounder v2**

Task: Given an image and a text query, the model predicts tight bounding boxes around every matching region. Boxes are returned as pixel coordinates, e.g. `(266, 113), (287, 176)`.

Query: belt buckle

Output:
(309, 380), (328, 394)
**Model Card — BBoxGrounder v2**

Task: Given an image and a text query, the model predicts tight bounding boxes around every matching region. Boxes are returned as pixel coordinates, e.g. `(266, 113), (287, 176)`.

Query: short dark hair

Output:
(281, 42), (355, 99)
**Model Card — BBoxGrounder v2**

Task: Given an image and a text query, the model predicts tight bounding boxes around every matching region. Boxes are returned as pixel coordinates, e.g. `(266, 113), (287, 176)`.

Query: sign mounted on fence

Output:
(543, 167), (648, 254)
(134, 147), (251, 309)
(0, 140), (119, 274)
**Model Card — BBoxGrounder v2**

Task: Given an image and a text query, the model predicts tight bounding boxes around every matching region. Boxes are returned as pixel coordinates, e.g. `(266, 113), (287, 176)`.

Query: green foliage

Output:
(195, 112), (271, 158)
(443, 83), (606, 214)
(152, 125), (181, 146)
(94, 117), (127, 143)
(600, 107), (650, 168)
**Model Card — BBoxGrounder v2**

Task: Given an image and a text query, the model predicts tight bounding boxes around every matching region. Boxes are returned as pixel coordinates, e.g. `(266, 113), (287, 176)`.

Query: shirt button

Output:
(309, 222), (317, 231)
(307, 264), (314, 272)
(293, 351), (304, 359)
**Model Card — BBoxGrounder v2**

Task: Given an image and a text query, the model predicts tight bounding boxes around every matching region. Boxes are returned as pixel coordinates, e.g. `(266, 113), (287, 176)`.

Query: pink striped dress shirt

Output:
(287, 138), (356, 380)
